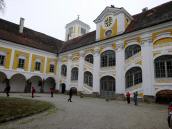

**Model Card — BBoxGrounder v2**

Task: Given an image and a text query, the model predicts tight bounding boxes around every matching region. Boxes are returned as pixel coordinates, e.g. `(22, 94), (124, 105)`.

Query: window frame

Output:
(71, 67), (78, 81)
(101, 50), (116, 67)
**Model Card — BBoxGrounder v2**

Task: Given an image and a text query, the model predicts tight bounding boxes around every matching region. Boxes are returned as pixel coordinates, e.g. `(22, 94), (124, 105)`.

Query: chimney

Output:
(19, 17), (25, 33)
(142, 7), (148, 12)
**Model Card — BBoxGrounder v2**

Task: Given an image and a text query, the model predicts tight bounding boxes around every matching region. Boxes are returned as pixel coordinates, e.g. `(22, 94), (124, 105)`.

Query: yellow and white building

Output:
(0, 1), (172, 102)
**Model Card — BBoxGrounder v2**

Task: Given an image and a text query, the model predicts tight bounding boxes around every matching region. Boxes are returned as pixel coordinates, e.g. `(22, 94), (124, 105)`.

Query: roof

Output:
(125, 1), (172, 33)
(0, 18), (64, 54)
(60, 1), (172, 53)
(60, 30), (96, 53)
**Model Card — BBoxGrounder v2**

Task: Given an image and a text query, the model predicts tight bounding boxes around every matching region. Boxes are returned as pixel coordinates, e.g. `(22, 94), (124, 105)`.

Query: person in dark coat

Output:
(31, 86), (36, 98)
(133, 91), (138, 105)
(4, 79), (10, 97)
(68, 88), (73, 102)
(126, 92), (131, 104)
(50, 87), (54, 97)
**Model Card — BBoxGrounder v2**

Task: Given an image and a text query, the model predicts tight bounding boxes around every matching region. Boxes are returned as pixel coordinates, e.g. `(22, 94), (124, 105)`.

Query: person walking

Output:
(31, 86), (36, 98)
(68, 88), (73, 102)
(4, 79), (10, 97)
(133, 91), (138, 106)
(126, 92), (131, 104)
(50, 87), (54, 97)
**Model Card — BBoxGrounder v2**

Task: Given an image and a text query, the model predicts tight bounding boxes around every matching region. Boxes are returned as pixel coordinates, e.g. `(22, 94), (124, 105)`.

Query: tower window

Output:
(81, 28), (86, 35)
(68, 27), (73, 37)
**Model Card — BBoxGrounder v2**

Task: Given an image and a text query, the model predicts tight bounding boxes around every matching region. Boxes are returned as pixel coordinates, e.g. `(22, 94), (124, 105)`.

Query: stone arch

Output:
(30, 76), (42, 93)
(10, 73), (26, 92)
(0, 71), (7, 92)
(44, 77), (56, 92)
(100, 76), (116, 97)
(156, 90), (172, 104)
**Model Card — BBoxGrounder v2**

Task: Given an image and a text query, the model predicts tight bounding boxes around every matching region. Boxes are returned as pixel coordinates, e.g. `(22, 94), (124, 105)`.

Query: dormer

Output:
(94, 5), (133, 40)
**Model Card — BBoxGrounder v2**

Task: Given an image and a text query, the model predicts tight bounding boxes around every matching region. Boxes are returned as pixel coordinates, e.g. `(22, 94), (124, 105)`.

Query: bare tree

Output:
(0, 0), (5, 11)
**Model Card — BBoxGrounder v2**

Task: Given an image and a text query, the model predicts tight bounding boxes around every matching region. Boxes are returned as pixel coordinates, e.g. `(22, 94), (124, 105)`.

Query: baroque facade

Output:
(0, 1), (172, 101)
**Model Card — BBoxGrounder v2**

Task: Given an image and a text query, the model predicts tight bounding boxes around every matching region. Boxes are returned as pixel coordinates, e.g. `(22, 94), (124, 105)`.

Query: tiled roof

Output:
(60, 31), (96, 53)
(0, 19), (64, 54)
(125, 1), (172, 33)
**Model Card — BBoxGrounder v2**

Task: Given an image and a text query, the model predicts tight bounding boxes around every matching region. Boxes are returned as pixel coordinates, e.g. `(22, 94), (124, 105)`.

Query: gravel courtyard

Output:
(0, 93), (168, 129)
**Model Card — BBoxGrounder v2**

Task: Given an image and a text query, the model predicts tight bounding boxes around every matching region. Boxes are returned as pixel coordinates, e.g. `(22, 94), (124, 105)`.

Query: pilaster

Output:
(141, 33), (155, 96)
(93, 47), (100, 93)
(115, 40), (125, 94)
(66, 54), (72, 90)
(78, 50), (85, 92)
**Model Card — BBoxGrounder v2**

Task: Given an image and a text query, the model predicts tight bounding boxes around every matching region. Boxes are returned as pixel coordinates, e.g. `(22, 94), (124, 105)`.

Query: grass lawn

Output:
(0, 96), (54, 123)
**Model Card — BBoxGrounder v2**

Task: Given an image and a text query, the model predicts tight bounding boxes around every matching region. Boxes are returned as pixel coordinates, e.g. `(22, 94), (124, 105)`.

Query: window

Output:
(125, 44), (141, 59)
(0, 55), (5, 66)
(101, 50), (116, 67)
(85, 54), (93, 64)
(71, 67), (78, 81)
(35, 61), (41, 71)
(68, 27), (73, 37)
(61, 65), (67, 76)
(50, 64), (55, 73)
(81, 28), (86, 35)
(154, 55), (172, 78)
(84, 71), (93, 87)
(18, 58), (25, 69)
(125, 67), (142, 88)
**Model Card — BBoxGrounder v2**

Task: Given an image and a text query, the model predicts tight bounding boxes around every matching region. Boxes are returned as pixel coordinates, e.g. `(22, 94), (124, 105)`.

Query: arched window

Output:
(125, 67), (142, 88)
(125, 44), (141, 59)
(84, 71), (93, 87)
(71, 67), (78, 81)
(154, 55), (172, 78)
(61, 65), (67, 76)
(101, 50), (116, 67)
(85, 54), (93, 64)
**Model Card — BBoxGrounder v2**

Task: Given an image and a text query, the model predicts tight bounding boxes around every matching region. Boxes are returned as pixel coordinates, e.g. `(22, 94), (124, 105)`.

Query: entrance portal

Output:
(156, 90), (172, 104)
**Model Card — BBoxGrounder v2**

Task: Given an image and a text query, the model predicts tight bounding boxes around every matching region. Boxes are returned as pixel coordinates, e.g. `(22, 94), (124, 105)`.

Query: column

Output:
(78, 50), (85, 92)
(141, 34), (155, 96)
(66, 54), (72, 91)
(115, 41), (125, 94)
(93, 47), (100, 94)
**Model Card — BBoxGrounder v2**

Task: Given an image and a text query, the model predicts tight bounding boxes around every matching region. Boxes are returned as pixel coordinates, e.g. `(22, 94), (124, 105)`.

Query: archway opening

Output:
(100, 76), (115, 97)
(156, 90), (172, 104)
(10, 73), (26, 92)
(60, 83), (66, 94)
(30, 76), (42, 93)
(0, 71), (7, 92)
(44, 77), (56, 93)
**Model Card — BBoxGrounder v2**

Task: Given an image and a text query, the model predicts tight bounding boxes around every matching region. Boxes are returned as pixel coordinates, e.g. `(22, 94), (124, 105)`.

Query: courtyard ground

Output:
(0, 93), (168, 129)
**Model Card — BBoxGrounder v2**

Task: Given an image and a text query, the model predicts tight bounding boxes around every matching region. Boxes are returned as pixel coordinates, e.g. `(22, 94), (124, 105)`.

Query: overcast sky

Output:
(0, 0), (171, 41)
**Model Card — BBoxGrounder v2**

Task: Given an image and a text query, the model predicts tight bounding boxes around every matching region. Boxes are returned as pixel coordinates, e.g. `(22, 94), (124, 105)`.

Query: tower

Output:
(65, 16), (90, 41)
